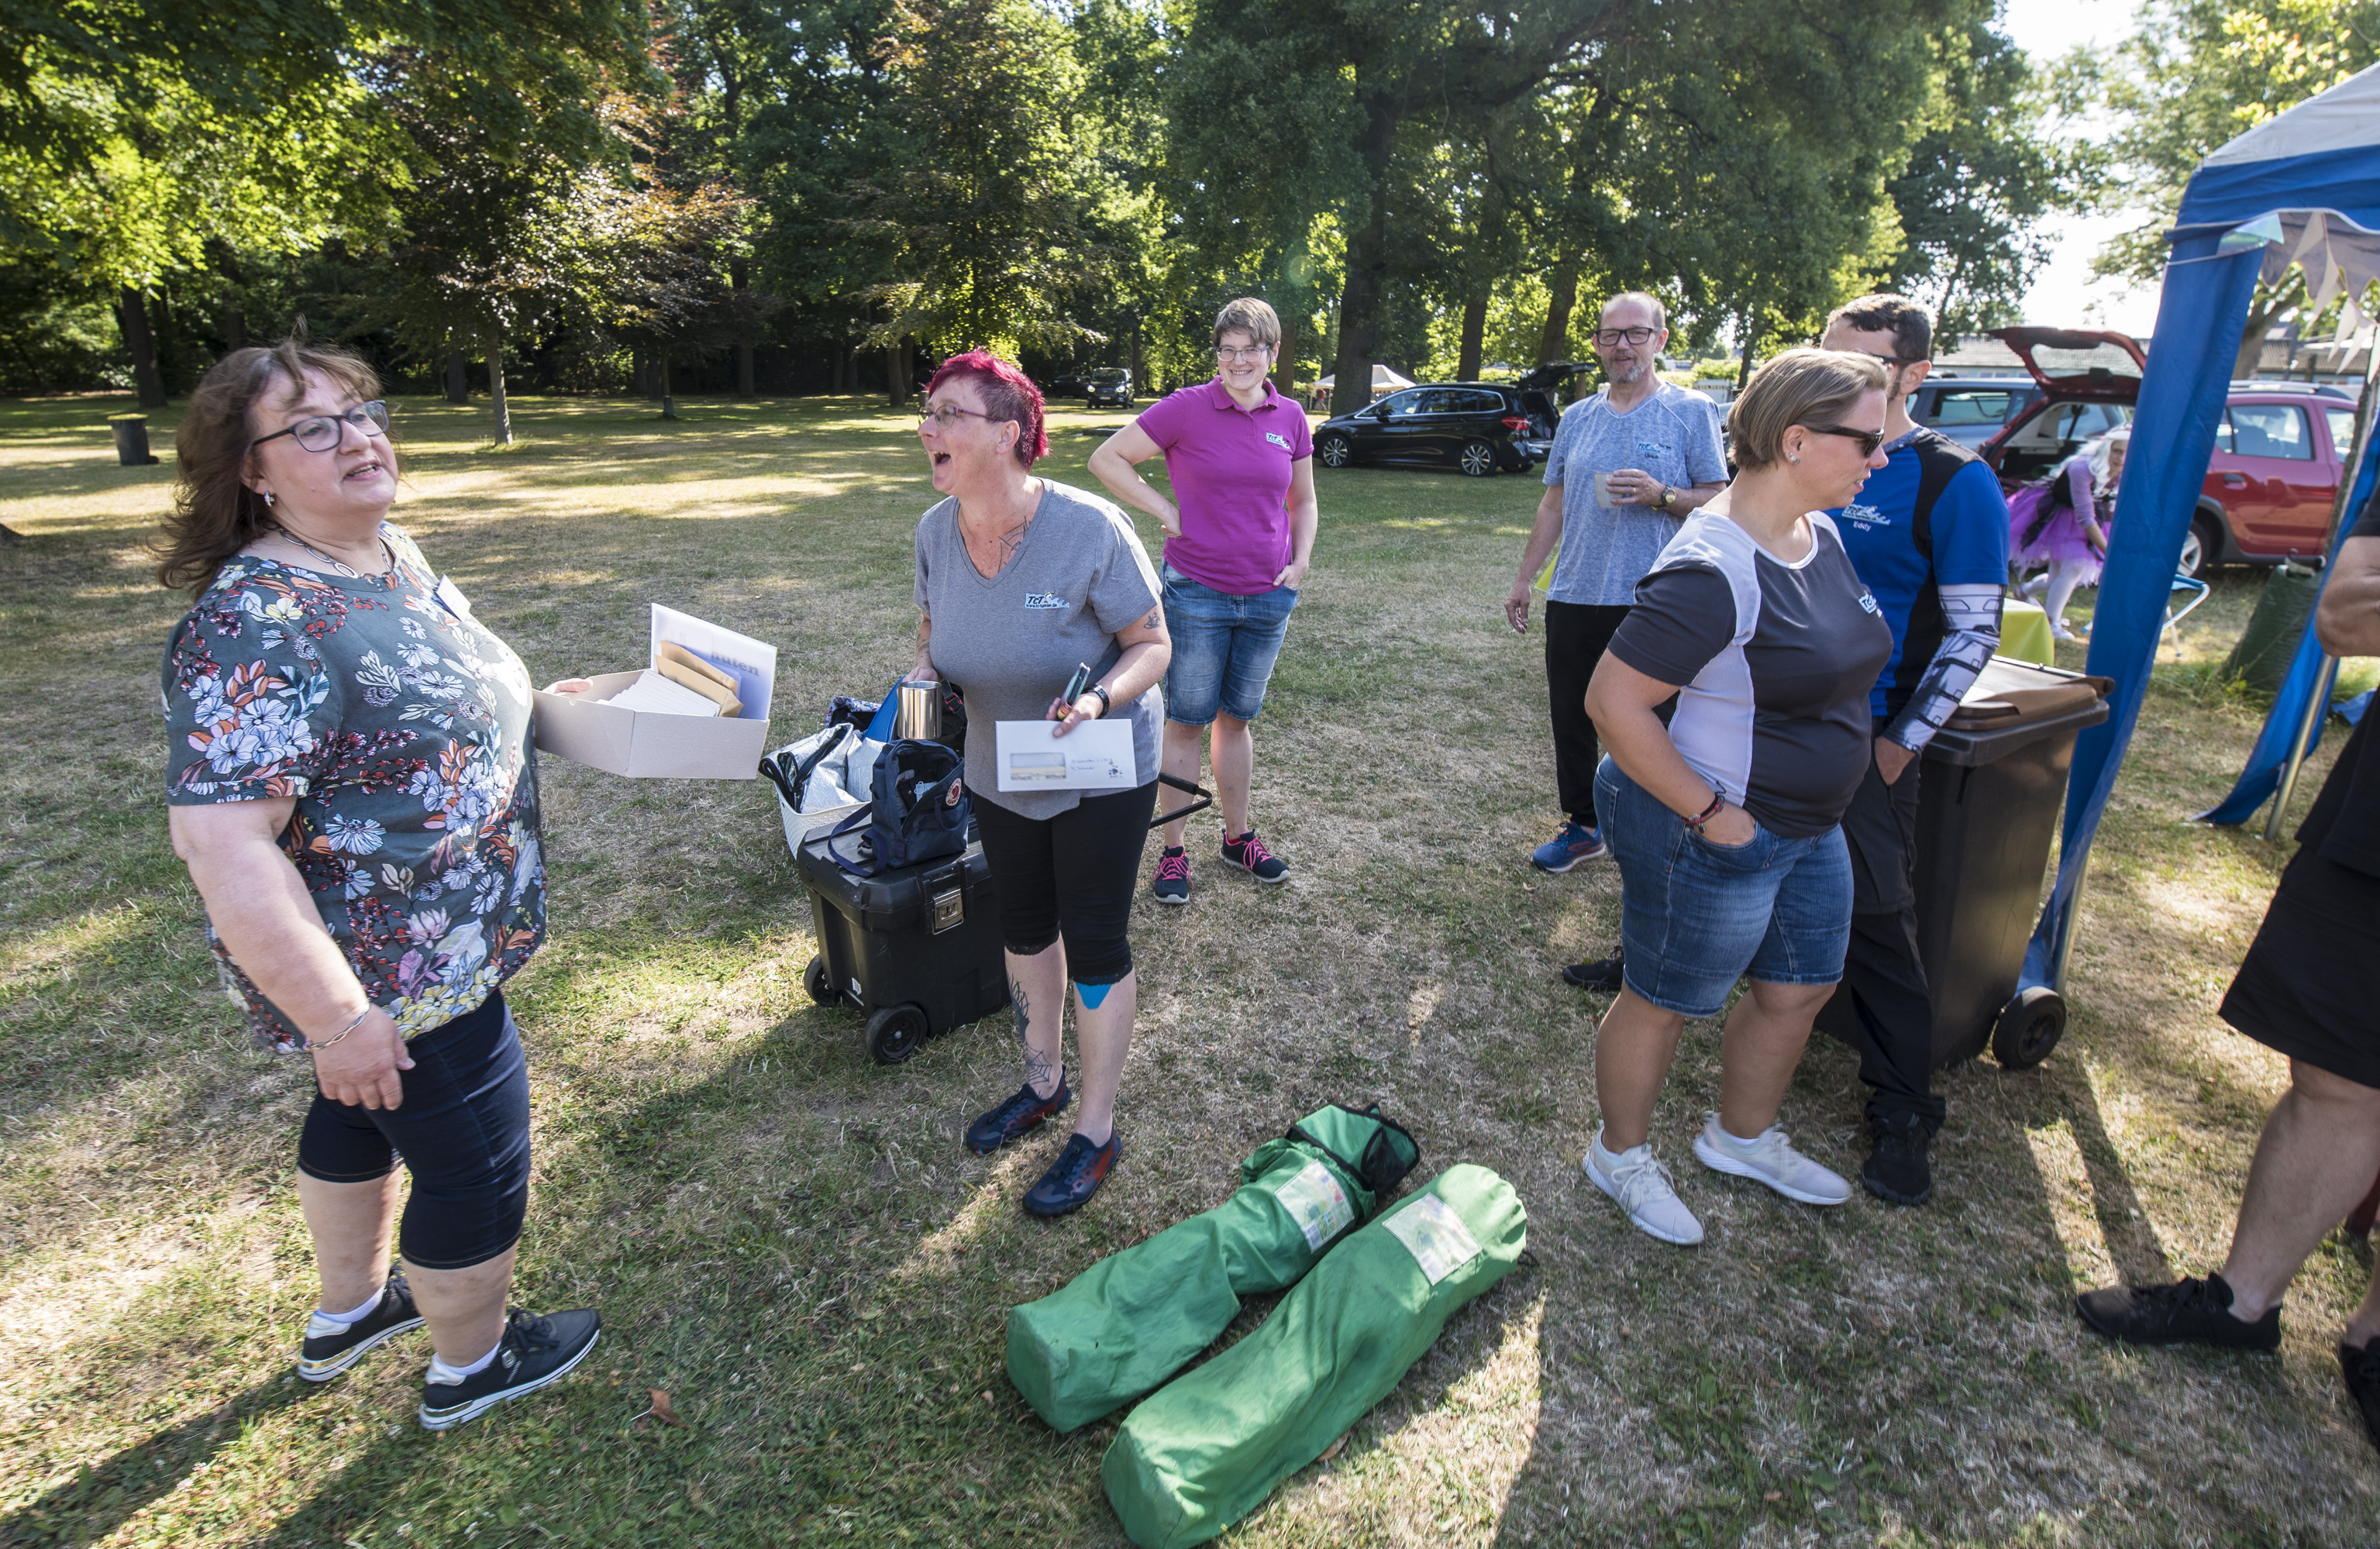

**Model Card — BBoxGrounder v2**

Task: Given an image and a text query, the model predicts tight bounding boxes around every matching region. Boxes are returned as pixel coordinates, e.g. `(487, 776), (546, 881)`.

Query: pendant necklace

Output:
(272, 521), (393, 580)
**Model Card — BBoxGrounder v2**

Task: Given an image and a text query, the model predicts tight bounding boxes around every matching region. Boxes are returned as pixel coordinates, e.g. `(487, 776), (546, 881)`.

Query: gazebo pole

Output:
(2263, 330), (2380, 841)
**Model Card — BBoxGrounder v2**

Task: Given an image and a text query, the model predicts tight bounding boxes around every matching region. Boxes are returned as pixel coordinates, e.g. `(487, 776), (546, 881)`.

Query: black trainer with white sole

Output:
(418, 1307), (601, 1431)
(297, 1272), (425, 1382)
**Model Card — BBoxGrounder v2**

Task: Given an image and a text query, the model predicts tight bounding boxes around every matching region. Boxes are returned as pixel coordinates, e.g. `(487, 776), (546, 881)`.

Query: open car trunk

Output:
(1982, 327), (2144, 487)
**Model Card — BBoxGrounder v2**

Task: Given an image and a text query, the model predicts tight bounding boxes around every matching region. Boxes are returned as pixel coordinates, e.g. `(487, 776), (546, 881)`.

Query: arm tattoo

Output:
(1138, 608), (1160, 630)
(1885, 584), (2002, 754)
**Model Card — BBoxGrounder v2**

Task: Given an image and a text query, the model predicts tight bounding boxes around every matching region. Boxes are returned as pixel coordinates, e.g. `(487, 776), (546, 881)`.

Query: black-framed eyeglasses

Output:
(918, 403), (1001, 429)
(1593, 325), (1659, 346)
(1805, 424), (1888, 457)
(250, 400), (389, 453)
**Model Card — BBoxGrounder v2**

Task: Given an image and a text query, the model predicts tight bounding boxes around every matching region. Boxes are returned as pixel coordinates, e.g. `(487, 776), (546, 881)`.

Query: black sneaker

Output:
(2341, 1337), (2380, 1456)
(418, 1308), (601, 1431)
(1862, 1111), (1934, 1207)
(1023, 1131), (1121, 1217)
(966, 1078), (1071, 1155)
(1220, 829), (1289, 883)
(298, 1273), (425, 1382)
(1562, 955), (1624, 992)
(2075, 1272), (2281, 1351)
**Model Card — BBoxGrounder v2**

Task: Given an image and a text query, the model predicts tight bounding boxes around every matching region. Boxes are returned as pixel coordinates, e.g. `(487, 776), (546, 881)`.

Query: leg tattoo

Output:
(1014, 976), (1059, 1092)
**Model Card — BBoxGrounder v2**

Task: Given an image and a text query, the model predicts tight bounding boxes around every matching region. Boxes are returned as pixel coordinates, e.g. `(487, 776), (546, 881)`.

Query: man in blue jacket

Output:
(1565, 294), (2006, 1208)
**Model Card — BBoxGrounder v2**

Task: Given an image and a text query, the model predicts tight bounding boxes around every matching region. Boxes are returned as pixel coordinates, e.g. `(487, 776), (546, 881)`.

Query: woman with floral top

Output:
(157, 339), (597, 1432)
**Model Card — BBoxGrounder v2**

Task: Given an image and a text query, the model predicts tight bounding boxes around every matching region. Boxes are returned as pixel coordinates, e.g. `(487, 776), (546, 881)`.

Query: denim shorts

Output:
(1160, 561), (1297, 726)
(1596, 759), (1853, 1019)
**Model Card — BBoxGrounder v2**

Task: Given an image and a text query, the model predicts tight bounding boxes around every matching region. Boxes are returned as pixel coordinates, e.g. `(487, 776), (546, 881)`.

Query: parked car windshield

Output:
(1928, 387), (2023, 426)
(1089, 367), (1127, 382)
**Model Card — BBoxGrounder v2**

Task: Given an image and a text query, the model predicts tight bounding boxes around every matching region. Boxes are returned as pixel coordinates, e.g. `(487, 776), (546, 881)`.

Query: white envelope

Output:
(994, 718), (1137, 791)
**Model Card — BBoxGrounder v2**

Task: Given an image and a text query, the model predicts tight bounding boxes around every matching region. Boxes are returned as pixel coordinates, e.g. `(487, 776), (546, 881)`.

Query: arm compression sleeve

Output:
(1882, 583), (2003, 753)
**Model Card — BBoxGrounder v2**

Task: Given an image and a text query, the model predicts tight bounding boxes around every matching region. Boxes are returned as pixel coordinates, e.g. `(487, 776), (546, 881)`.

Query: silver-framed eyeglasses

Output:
(250, 400), (389, 453)
(1593, 325), (1659, 346)
(1215, 345), (1273, 363)
(918, 403), (1001, 429)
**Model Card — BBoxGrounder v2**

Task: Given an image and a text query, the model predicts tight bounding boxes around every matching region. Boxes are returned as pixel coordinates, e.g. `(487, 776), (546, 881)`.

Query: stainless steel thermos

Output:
(893, 680), (942, 741)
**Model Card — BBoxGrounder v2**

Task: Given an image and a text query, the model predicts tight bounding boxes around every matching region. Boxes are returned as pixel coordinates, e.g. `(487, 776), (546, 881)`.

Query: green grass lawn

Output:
(2, 390), (2375, 1547)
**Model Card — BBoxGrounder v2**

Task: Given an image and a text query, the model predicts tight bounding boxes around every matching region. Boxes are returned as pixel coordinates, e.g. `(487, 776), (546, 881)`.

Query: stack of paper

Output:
(604, 670), (723, 718)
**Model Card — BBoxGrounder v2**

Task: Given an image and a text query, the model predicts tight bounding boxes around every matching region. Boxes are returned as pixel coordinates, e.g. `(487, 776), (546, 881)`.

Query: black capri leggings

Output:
(972, 780), (1158, 986)
(296, 987), (531, 1271)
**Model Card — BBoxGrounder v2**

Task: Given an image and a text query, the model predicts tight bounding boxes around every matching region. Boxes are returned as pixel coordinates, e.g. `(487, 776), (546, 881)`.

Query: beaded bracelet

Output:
(301, 1007), (372, 1052)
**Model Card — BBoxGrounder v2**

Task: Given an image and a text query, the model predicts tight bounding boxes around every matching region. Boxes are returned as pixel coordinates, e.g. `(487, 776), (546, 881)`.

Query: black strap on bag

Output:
(1285, 1103), (1423, 1197)
(757, 721), (855, 809)
(1151, 771), (1214, 829)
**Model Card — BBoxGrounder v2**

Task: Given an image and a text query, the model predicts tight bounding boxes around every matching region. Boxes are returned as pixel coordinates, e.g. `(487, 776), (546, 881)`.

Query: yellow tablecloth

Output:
(1998, 600), (2055, 666)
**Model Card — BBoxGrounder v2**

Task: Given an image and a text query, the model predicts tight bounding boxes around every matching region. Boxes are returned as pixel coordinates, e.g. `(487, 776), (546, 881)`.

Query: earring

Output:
(262, 491), (277, 507)
(1786, 455), (1800, 465)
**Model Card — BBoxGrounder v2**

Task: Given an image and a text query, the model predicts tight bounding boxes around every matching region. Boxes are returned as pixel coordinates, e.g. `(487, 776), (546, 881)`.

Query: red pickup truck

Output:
(1978, 326), (2359, 579)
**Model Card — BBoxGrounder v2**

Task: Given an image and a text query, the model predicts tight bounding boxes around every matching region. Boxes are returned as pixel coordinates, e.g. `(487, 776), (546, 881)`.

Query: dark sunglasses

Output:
(1804, 424), (1887, 457)
(250, 400), (390, 453)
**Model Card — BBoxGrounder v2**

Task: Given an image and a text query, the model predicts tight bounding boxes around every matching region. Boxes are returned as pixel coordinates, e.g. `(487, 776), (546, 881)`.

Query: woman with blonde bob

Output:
(1579, 349), (1898, 1248)
(157, 338), (597, 1430)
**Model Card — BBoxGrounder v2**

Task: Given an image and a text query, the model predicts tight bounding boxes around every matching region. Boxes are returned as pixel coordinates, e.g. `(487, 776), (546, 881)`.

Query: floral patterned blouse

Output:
(160, 525), (545, 1051)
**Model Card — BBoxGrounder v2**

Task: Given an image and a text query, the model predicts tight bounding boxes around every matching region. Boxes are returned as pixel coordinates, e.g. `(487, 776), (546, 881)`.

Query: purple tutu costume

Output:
(2009, 453), (2107, 583)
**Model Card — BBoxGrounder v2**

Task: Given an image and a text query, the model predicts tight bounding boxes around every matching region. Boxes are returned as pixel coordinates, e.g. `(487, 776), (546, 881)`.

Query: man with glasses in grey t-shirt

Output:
(1506, 291), (1728, 874)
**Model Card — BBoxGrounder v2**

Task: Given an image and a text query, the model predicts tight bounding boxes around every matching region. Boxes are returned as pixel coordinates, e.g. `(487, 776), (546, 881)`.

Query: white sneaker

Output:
(1692, 1114), (1852, 1206)
(1583, 1130), (1703, 1245)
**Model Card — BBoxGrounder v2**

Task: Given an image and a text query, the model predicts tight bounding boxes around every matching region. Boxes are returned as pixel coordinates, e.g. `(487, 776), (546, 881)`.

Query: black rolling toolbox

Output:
(797, 828), (1009, 1065)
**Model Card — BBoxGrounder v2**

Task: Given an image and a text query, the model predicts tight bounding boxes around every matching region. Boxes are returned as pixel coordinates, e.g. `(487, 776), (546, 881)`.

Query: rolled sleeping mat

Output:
(1007, 1104), (1420, 1434)
(1100, 1163), (1527, 1549)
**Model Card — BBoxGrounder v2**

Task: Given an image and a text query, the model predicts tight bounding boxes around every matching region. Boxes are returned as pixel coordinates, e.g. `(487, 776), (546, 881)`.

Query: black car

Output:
(1042, 371), (1090, 399)
(1086, 367), (1133, 408)
(1314, 363), (1583, 477)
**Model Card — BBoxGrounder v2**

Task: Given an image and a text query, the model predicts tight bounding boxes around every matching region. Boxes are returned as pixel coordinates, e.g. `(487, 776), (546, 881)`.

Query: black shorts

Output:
(2220, 847), (2380, 1091)
(972, 782), (1158, 986)
(296, 989), (533, 1270)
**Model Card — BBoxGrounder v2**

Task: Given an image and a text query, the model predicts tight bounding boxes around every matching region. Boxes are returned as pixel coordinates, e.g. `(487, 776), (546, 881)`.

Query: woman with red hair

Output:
(907, 351), (1172, 1217)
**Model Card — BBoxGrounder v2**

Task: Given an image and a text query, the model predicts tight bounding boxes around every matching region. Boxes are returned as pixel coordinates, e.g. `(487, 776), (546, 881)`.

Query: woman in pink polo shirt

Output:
(1089, 298), (1318, 903)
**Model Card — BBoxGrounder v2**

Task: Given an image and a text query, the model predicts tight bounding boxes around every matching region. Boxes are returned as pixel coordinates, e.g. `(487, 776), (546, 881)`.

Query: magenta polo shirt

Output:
(1135, 378), (1313, 596)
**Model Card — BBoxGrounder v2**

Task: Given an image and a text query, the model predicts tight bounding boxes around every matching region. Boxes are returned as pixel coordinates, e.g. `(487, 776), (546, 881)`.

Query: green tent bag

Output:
(1100, 1163), (1527, 1549)
(1006, 1104), (1419, 1434)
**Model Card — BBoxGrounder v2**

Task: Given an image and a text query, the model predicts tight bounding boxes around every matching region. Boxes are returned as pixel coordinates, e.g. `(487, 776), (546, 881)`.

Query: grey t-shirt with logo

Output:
(914, 479), (1164, 818)
(1541, 381), (1729, 607)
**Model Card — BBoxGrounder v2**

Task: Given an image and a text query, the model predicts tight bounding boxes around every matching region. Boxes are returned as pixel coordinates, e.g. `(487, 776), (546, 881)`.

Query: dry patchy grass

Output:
(0, 390), (2374, 1547)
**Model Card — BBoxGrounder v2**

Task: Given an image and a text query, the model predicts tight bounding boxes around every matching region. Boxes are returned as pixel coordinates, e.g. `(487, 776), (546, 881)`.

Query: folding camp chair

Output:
(2164, 573), (2210, 658)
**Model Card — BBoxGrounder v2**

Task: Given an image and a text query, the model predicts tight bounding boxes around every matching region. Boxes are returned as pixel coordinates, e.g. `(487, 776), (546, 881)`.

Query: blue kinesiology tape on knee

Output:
(1076, 980), (1112, 1010)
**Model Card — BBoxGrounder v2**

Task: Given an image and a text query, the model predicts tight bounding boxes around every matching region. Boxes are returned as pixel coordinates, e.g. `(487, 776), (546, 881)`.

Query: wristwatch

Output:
(1656, 484), (1676, 511)
(1088, 683), (1113, 716)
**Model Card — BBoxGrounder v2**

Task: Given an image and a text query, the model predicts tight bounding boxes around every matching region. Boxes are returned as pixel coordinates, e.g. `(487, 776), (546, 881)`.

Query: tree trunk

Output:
(2234, 277), (2302, 380)
(446, 349), (470, 404)
(210, 243), (250, 353)
(1272, 312), (1299, 396)
(1132, 324), (1148, 396)
(832, 340), (848, 394)
(1331, 96), (1401, 409)
(732, 257), (756, 398)
(222, 307), (249, 354)
(1457, 292), (1489, 381)
(1538, 263), (1578, 367)
(1735, 305), (1760, 391)
(660, 349), (677, 418)
(119, 287), (166, 408)
(485, 326), (512, 445)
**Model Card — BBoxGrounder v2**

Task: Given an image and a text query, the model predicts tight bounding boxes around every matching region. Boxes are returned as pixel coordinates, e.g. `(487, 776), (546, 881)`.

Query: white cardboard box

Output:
(532, 604), (777, 780)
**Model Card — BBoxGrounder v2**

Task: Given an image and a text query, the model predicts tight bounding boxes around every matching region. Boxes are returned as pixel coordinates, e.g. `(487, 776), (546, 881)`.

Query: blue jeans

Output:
(1596, 759), (1853, 1019)
(1159, 562), (1297, 726)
